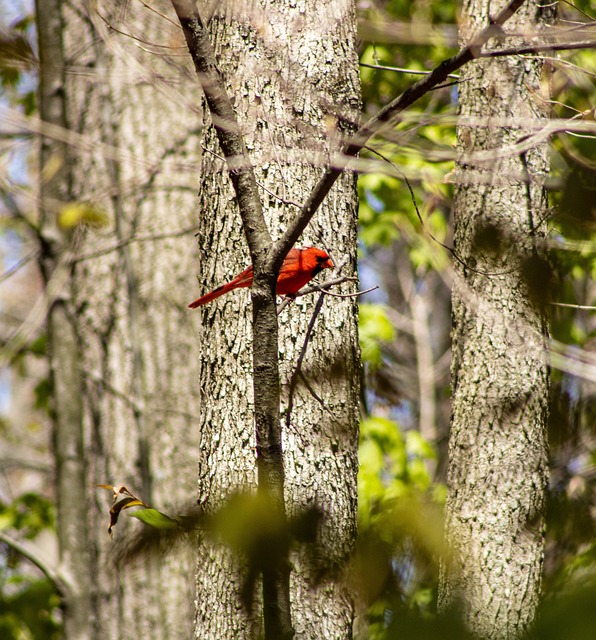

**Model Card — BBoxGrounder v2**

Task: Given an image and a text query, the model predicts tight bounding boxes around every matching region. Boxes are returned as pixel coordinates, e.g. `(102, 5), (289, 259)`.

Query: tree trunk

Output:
(439, 1), (553, 638)
(192, 2), (361, 638)
(60, 2), (202, 638)
(36, 1), (91, 638)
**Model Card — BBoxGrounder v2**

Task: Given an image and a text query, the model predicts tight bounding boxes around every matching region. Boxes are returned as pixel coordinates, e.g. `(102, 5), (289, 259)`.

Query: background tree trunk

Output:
(36, 1), (91, 638)
(59, 2), (202, 638)
(439, 0), (553, 637)
(192, 2), (361, 638)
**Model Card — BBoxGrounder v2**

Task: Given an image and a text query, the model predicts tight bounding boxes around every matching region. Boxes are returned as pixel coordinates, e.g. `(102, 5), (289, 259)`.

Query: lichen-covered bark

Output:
(192, 1), (361, 638)
(439, 1), (553, 638)
(61, 2), (202, 638)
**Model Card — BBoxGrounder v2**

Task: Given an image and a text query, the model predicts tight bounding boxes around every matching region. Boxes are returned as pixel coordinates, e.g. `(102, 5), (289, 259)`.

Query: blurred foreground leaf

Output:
(58, 202), (109, 229)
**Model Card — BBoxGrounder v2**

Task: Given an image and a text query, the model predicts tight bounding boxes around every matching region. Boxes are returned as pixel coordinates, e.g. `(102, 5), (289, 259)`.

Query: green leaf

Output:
(129, 508), (179, 530)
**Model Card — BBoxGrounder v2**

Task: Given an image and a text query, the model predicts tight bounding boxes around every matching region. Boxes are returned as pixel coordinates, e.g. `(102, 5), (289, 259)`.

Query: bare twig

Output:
(257, 182), (302, 209)
(460, 118), (596, 163)
(551, 302), (596, 310)
(97, 10), (185, 50)
(318, 284), (378, 299)
(558, 0), (595, 21)
(298, 371), (342, 423)
(360, 61), (460, 79)
(480, 40), (596, 58)
(201, 143), (303, 209)
(1, 189), (40, 236)
(276, 257), (355, 314)
(1, 106), (151, 169)
(290, 275), (358, 298)
(285, 293), (326, 433)
(136, 0), (181, 28)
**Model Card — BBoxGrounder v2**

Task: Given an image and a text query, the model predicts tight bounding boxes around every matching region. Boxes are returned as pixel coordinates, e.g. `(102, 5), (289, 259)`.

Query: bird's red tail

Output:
(188, 283), (233, 308)
(188, 265), (253, 308)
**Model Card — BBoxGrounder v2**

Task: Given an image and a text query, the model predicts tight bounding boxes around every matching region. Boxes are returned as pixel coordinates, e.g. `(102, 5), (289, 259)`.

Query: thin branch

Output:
(1, 106), (151, 170)
(278, 280), (372, 311)
(360, 61), (460, 79)
(551, 302), (596, 310)
(0, 456), (52, 473)
(319, 284), (378, 299)
(97, 10), (185, 49)
(276, 268), (355, 314)
(0, 531), (67, 597)
(291, 275), (358, 297)
(85, 370), (202, 422)
(285, 293), (326, 433)
(274, 0), (535, 261)
(136, 0), (181, 28)
(202, 142), (305, 209)
(297, 371), (327, 409)
(460, 118), (596, 163)
(479, 39), (596, 57)
(1, 189), (40, 237)
(72, 225), (197, 263)
(363, 144), (520, 277)
(298, 370), (343, 425)
(283, 256), (365, 428)
(257, 181), (302, 209)
(194, 113), (595, 174)
(0, 249), (38, 283)
(559, 0), (595, 21)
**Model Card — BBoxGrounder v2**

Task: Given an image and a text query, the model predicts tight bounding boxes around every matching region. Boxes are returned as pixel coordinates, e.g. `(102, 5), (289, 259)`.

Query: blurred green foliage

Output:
(359, 416), (437, 524)
(359, 304), (395, 368)
(0, 579), (61, 640)
(1, 8), (58, 634)
(355, 0), (596, 636)
(0, 0), (594, 637)
(0, 12), (36, 114)
(0, 493), (54, 540)
(355, 413), (445, 635)
(0, 494), (59, 639)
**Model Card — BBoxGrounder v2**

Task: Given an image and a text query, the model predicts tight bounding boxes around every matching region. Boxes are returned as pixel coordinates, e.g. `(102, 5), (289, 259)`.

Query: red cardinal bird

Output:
(188, 247), (333, 308)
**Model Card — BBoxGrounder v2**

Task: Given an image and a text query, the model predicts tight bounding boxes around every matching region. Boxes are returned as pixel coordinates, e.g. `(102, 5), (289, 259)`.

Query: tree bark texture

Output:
(439, 1), (553, 638)
(61, 2), (202, 638)
(36, 1), (92, 638)
(192, 1), (361, 638)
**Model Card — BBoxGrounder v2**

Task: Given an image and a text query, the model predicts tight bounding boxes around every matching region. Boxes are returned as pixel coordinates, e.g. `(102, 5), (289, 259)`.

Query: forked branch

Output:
(276, 0), (533, 259)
